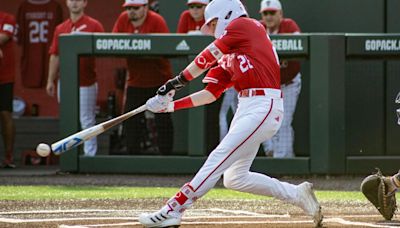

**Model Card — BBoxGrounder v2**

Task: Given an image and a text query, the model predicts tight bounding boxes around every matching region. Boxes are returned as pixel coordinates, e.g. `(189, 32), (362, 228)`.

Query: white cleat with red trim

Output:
(138, 210), (181, 228)
(296, 182), (323, 227)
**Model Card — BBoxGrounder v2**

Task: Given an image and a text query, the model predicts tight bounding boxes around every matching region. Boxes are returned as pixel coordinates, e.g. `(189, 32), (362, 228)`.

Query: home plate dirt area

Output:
(1, 198), (399, 228)
(1, 173), (399, 227)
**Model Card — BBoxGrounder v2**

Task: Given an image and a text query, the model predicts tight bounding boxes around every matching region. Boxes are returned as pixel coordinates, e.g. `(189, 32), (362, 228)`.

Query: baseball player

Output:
(0, 11), (17, 168)
(177, 0), (209, 34)
(112, 0), (174, 155)
(47, 0), (104, 157)
(17, 0), (63, 88)
(260, 0), (302, 158)
(139, 0), (323, 227)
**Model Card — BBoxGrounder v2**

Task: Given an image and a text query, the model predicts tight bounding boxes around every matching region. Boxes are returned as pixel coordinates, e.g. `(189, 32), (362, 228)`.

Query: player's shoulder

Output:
(148, 10), (167, 23)
(180, 10), (191, 18)
(280, 18), (300, 31)
(227, 17), (263, 31)
(0, 11), (16, 21)
(84, 15), (103, 26)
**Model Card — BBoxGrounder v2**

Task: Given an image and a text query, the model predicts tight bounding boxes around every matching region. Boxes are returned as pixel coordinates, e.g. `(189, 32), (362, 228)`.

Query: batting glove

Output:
(146, 91), (175, 113)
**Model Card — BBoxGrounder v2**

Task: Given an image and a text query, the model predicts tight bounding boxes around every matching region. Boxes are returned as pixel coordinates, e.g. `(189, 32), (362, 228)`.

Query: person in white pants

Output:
(259, 0), (303, 158)
(46, 0), (104, 157)
(218, 87), (238, 141)
(139, 0), (323, 227)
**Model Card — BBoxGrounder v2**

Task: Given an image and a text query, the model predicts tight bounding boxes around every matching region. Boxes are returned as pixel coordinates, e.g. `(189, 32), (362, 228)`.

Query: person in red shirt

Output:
(47, 0), (104, 157)
(139, 0), (323, 227)
(259, 0), (302, 158)
(17, 0), (63, 88)
(177, 0), (209, 34)
(112, 0), (174, 155)
(0, 11), (17, 168)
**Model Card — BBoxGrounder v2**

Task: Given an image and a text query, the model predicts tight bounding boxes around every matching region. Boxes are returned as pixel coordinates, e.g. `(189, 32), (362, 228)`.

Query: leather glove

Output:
(360, 168), (397, 220)
(157, 72), (189, 95)
(146, 91), (175, 113)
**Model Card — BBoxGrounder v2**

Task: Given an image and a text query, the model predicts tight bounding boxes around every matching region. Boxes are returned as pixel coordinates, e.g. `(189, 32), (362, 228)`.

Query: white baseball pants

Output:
(164, 89), (300, 214)
(263, 73), (301, 158)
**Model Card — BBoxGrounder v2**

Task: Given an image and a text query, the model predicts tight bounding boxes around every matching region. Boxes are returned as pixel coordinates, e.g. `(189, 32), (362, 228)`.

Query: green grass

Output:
(0, 186), (368, 202)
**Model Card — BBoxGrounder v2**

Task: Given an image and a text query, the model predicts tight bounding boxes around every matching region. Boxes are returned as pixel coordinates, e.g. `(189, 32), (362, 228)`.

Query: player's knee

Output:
(223, 170), (247, 190)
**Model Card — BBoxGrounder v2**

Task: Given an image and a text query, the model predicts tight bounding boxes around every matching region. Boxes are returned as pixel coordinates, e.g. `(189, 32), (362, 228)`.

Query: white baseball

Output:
(36, 143), (51, 157)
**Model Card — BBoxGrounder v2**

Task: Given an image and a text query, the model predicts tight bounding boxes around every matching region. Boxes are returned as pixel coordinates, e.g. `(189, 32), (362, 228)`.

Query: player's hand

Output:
(157, 72), (189, 95)
(146, 91), (175, 113)
(46, 81), (56, 97)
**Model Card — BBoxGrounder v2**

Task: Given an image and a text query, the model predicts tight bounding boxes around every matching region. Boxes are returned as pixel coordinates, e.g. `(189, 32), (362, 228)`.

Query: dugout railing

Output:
(58, 34), (399, 174)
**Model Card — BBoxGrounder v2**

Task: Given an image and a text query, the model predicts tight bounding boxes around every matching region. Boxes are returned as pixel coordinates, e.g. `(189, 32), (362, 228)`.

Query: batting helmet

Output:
(200, 0), (248, 39)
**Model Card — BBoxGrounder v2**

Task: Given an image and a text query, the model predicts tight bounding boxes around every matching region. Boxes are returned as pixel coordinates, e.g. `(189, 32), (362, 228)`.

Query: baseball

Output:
(36, 143), (51, 157)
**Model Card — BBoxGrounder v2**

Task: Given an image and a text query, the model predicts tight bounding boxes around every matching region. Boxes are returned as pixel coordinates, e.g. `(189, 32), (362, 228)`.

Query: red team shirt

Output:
(17, 0), (63, 88)
(204, 17), (280, 96)
(49, 15), (104, 86)
(112, 11), (172, 88)
(177, 10), (205, 33)
(0, 12), (16, 84)
(261, 18), (301, 84)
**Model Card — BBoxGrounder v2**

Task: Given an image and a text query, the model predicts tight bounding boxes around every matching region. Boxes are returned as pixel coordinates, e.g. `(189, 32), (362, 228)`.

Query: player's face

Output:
(261, 10), (282, 29)
(188, 4), (206, 21)
(126, 5), (148, 22)
(66, 0), (87, 14)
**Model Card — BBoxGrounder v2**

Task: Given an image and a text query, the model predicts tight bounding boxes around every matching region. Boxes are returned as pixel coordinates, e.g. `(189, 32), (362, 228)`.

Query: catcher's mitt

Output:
(360, 169), (397, 220)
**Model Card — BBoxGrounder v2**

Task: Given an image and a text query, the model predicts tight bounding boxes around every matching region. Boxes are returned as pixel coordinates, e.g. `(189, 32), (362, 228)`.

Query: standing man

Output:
(139, 0), (323, 227)
(260, 0), (302, 158)
(46, 0), (104, 157)
(17, 0), (63, 88)
(112, 0), (174, 155)
(177, 0), (209, 34)
(0, 11), (17, 168)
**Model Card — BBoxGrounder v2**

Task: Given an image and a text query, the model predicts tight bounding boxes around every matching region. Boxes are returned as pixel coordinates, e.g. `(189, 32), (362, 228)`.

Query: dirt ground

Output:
(0, 167), (398, 228)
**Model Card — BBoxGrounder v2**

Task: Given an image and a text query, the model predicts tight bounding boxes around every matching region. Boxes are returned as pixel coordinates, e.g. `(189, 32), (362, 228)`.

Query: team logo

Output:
(266, 0), (271, 6)
(176, 40), (190, 51)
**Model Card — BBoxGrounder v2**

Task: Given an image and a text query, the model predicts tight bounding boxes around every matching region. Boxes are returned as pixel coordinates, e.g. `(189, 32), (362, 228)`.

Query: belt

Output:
(238, 88), (282, 98)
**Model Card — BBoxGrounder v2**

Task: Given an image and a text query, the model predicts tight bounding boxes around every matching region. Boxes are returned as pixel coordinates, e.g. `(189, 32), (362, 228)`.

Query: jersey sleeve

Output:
(112, 15), (123, 33)
(203, 65), (233, 98)
(155, 15), (170, 33)
(95, 20), (105, 33)
(48, 26), (60, 55)
(285, 19), (301, 33)
(177, 11), (188, 33)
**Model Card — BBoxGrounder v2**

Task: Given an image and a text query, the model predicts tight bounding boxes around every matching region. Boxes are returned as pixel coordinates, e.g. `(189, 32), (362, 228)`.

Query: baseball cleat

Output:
(296, 182), (323, 227)
(138, 210), (181, 228)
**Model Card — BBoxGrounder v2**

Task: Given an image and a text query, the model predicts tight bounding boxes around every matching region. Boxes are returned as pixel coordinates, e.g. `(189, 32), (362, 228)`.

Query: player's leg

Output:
(79, 83), (98, 156)
(139, 96), (282, 227)
(273, 73), (301, 158)
(0, 83), (15, 168)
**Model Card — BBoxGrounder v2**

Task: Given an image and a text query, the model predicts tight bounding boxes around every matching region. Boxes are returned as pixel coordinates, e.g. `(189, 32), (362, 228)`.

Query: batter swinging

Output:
(140, 0), (323, 227)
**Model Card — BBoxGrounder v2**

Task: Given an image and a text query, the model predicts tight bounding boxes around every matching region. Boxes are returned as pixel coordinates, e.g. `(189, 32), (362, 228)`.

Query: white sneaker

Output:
(138, 210), (181, 228)
(296, 182), (323, 227)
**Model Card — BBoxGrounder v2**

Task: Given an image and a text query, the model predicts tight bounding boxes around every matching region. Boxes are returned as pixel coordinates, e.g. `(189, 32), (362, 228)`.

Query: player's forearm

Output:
(172, 90), (216, 111)
(47, 55), (59, 83)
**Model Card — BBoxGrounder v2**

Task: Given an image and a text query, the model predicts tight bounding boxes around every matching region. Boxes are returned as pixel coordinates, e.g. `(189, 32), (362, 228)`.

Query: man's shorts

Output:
(0, 83), (13, 112)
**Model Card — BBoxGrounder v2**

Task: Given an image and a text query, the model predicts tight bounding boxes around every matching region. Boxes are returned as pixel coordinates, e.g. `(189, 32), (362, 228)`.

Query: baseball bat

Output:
(50, 104), (147, 155)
